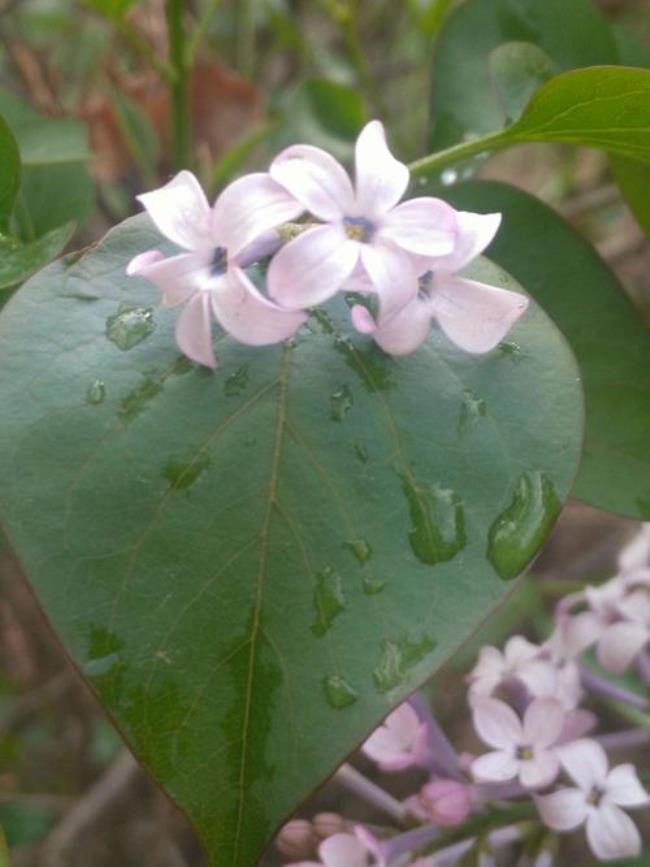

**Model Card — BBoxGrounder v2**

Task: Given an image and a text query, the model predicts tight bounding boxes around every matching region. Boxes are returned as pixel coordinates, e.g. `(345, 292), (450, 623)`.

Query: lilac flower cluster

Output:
(127, 122), (528, 368)
(276, 526), (650, 866)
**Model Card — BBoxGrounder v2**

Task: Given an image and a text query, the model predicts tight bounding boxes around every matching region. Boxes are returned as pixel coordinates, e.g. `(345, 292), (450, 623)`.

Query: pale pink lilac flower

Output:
(536, 739), (649, 861)
(268, 120), (458, 319)
(409, 779), (473, 827)
(127, 170), (306, 368)
(349, 210), (528, 355)
(467, 635), (555, 700)
(288, 833), (373, 867)
(471, 697), (565, 789)
(361, 703), (431, 772)
(618, 523), (650, 573)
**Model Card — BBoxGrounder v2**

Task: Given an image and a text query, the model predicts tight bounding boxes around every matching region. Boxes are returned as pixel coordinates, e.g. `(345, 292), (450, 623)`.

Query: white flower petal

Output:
(319, 833), (370, 867)
(129, 251), (203, 308)
(268, 224), (359, 309)
(556, 611), (603, 659)
(558, 739), (608, 791)
(535, 788), (588, 831)
(523, 698), (565, 748)
(472, 697), (522, 750)
(214, 172), (304, 257)
(429, 275), (528, 354)
(369, 295), (433, 356)
(360, 241), (418, 320)
(431, 211), (502, 273)
(126, 249), (165, 275)
(174, 292), (215, 369)
(606, 764), (650, 808)
(519, 749), (560, 789)
(137, 170), (212, 251)
(597, 621), (649, 674)
(471, 750), (519, 783)
(211, 269), (306, 346)
(380, 197), (457, 257)
(586, 805), (642, 861)
(618, 524), (650, 572)
(354, 120), (409, 216)
(558, 709), (597, 744)
(270, 145), (355, 221)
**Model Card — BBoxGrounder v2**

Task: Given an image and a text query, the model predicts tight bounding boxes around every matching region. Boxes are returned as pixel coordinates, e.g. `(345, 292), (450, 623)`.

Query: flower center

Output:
(515, 745), (534, 761)
(210, 246), (228, 276)
(344, 216), (375, 243)
(418, 270), (435, 299)
(587, 786), (604, 806)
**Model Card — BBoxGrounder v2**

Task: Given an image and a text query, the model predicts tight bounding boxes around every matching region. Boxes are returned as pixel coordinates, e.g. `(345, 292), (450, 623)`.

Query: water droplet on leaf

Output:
(119, 377), (162, 422)
(400, 474), (466, 565)
(362, 577), (385, 595)
(499, 341), (523, 361)
(330, 385), (353, 421)
(224, 365), (249, 396)
(458, 388), (486, 435)
(323, 674), (358, 708)
(106, 303), (155, 350)
(353, 441), (369, 463)
(85, 380), (106, 405)
(344, 539), (372, 564)
(487, 471), (560, 580)
(373, 635), (436, 693)
(312, 567), (346, 636)
(162, 452), (211, 491)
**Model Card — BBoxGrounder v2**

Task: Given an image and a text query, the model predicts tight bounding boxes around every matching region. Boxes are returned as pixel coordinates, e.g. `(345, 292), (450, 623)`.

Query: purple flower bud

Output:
(275, 818), (317, 859)
(418, 779), (473, 827)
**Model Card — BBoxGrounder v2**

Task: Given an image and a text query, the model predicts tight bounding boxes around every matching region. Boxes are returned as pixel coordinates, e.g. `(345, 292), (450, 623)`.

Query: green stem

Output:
(188, 0), (221, 63)
(165, 0), (191, 169)
(408, 130), (510, 177)
(117, 20), (172, 82)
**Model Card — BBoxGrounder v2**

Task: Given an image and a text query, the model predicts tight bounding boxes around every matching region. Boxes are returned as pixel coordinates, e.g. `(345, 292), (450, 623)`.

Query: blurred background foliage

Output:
(0, 0), (650, 864)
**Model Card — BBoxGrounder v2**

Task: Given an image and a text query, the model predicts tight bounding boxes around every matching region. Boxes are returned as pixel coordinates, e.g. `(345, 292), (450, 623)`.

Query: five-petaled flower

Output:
(127, 170), (307, 368)
(535, 739), (649, 861)
(471, 696), (565, 789)
(267, 120), (458, 319)
(361, 702), (431, 772)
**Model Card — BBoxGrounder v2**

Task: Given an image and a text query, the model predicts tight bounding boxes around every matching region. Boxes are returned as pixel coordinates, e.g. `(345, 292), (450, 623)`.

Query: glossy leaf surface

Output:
(0, 215), (583, 865)
(0, 223), (74, 291)
(429, 0), (616, 150)
(445, 180), (650, 519)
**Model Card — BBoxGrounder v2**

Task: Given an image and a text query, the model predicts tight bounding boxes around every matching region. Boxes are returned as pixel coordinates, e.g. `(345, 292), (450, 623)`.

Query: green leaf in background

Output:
(0, 91), (92, 239)
(83, 0), (137, 20)
(505, 66), (650, 161)
(444, 180), (650, 520)
(0, 215), (582, 865)
(429, 0), (616, 151)
(489, 42), (556, 124)
(0, 116), (20, 233)
(0, 222), (75, 291)
(610, 155), (650, 237)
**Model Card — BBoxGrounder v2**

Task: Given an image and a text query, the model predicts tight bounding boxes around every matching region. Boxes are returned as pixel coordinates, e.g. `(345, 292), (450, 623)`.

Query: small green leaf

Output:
(0, 223), (74, 290)
(445, 180), (650, 519)
(489, 42), (556, 124)
(0, 115), (20, 232)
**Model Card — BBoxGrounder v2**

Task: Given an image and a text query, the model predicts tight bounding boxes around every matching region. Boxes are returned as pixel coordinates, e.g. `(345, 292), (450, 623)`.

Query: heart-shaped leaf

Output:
(444, 180), (650, 519)
(0, 215), (583, 865)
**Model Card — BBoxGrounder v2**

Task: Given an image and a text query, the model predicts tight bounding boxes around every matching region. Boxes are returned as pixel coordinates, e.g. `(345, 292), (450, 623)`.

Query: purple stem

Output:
(409, 693), (463, 780)
(237, 230), (282, 268)
(335, 764), (408, 824)
(580, 666), (648, 710)
(473, 780), (527, 804)
(595, 728), (650, 751)
(379, 823), (441, 863)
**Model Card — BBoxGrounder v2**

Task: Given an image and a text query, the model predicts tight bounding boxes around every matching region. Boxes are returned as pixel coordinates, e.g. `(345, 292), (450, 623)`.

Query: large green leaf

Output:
(0, 222), (75, 291)
(610, 155), (650, 237)
(0, 115), (20, 233)
(0, 215), (583, 865)
(429, 0), (616, 150)
(444, 180), (650, 519)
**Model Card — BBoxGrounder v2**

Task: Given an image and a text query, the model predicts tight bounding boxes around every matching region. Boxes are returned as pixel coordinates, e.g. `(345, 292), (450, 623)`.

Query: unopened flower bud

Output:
(418, 779), (473, 827)
(313, 812), (346, 839)
(275, 818), (317, 859)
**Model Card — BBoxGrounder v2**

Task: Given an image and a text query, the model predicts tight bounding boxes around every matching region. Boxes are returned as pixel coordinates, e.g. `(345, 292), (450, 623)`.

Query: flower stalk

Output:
(165, 0), (191, 169)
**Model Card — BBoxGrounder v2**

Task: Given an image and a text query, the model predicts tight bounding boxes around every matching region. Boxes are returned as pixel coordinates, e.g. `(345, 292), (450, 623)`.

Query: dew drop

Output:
(440, 168), (458, 186)
(400, 474), (466, 565)
(85, 379), (106, 405)
(119, 376), (162, 422)
(312, 567), (346, 636)
(83, 652), (121, 677)
(224, 364), (249, 397)
(106, 303), (155, 350)
(487, 471), (561, 580)
(353, 441), (369, 463)
(498, 341), (523, 362)
(162, 452), (211, 491)
(323, 674), (358, 709)
(373, 635), (436, 693)
(362, 577), (385, 595)
(458, 388), (486, 435)
(344, 539), (372, 564)
(330, 385), (353, 421)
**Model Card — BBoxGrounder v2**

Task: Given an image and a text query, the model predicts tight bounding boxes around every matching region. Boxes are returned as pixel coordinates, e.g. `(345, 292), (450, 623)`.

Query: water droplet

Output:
(83, 653), (121, 677)
(119, 376), (162, 422)
(487, 471), (560, 580)
(323, 674), (358, 708)
(85, 379), (106, 405)
(458, 388), (486, 435)
(344, 539), (372, 564)
(353, 441), (369, 463)
(312, 567), (346, 636)
(400, 474), (466, 565)
(224, 365), (249, 397)
(362, 577), (385, 595)
(106, 303), (155, 350)
(441, 168), (458, 186)
(373, 635), (436, 693)
(334, 336), (393, 393)
(162, 452), (211, 491)
(330, 385), (353, 421)
(499, 341), (524, 362)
